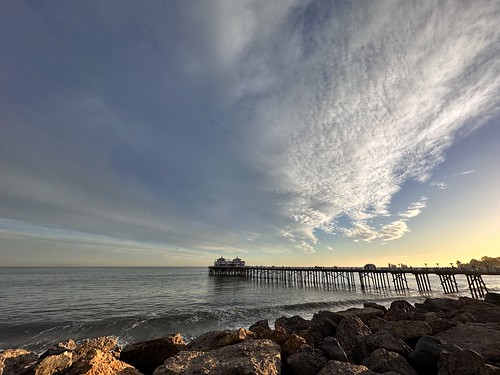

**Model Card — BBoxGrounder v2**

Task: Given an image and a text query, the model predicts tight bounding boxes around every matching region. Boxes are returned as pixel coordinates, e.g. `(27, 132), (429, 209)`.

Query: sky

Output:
(0, 1), (499, 267)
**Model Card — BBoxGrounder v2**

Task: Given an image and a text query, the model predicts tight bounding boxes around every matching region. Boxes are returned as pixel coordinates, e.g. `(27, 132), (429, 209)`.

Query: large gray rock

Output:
(154, 339), (281, 375)
(339, 307), (385, 324)
(422, 312), (456, 334)
(435, 322), (500, 364)
(187, 328), (255, 351)
(287, 346), (327, 375)
(336, 316), (372, 364)
(317, 360), (376, 375)
(438, 349), (489, 375)
(249, 320), (272, 338)
(414, 298), (461, 317)
(320, 336), (348, 362)
(384, 300), (416, 321)
(362, 348), (416, 375)
(120, 334), (186, 375)
(366, 330), (412, 356)
(384, 320), (433, 342)
(0, 349), (38, 375)
(311, 310), (343, 338)
(364, 302), (387, 314)
(485, 292), (500, 307)
(275, 315), (311, 334)
(408, 335), (461, 375)
(458, 297), (500, 323)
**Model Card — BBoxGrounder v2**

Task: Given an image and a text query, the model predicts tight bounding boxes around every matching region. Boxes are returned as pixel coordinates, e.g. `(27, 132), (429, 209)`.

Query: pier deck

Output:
(208, 265), (500, 298)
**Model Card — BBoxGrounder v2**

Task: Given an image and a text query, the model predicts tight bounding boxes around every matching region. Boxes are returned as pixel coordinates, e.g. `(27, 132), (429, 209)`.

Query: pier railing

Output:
(208, 265), (500, 299)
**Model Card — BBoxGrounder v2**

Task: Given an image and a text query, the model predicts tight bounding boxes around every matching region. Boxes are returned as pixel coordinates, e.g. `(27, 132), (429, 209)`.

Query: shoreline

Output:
(2, 293), (500, 374)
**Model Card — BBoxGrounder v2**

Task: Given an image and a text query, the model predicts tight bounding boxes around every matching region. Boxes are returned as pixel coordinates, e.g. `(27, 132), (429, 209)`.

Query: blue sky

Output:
(1, 1), (499, 267)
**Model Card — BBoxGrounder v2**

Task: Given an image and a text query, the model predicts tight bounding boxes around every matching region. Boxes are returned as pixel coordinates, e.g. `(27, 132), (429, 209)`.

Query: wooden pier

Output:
(208, 265), (500, 298)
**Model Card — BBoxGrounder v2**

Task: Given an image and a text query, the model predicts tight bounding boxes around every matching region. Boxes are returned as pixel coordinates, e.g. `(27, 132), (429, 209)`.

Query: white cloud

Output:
(233, 0), (500, 249)
(399, 198), (427, 218)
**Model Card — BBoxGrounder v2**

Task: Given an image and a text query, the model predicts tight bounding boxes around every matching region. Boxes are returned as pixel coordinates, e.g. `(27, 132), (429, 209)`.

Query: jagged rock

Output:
(486, 364), (500, 375)
(275, 315), (311, 334)
(296, 329), (316, 346)
(317, 360), (376, 375)
(320, 336), (348, 362)
(261, 326), (290, 346)
(384, 320), (433, 342)
(364, 302), (388, 313)
(408, 335), (461, 375)
(282, 334), (308, 359)
(366, 330), (412, 356)
(435, 322), (500, 364)
(186, 328), (255, 351)
(336, 315), (372, 364)
(458, 297), (500, 323)
(414, 298), (462, 316)
(39, 339), (77, 360)
(287, 346), (327, 375)
(367, 317), (386, 332)
(154, 339), (281, 375)
(384, 300), (416, 321)
(340, 307), (385, 324)
(438, 349), (489, 375)
(422, 312), (456, 334)
(73, 337), (118, 361)
(485, 292), (500, 307)
(120, 334), (186, 375)
(62, 348), (141, 375)
(249, 319), (272, 337)
(34, 351), (73, 375)
(311, 310), (343, 338)
(0, 349), (38, 375)
(362, 348), (416, 375)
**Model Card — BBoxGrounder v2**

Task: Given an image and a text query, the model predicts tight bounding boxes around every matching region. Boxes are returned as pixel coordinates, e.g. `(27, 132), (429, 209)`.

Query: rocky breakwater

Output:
(2, 292), (500, 375)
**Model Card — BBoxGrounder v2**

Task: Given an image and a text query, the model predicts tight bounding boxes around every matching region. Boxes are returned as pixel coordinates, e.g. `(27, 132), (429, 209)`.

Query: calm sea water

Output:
(1, 267), (499, 352)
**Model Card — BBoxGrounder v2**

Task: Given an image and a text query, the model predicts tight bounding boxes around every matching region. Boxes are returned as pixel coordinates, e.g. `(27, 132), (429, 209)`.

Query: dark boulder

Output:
(407, 335), (461, 375)
(320, 336), (348, 362)
(249, 319), (272, 338)
(435, 322), (500, 365)
(120, 333), (186, 375)
(275, 315), (311, 335)
(317, 360), (376, 375)
(336, 315), (372, 364)
(366, 330), (412, 356)
(287, 346), (327, 375)
(485, 292), (500, 307)
(438, 349), (489, 375)
(362, 348), (417, 375)
(384, 300), (416, 321)
(364, 302), (388, 313)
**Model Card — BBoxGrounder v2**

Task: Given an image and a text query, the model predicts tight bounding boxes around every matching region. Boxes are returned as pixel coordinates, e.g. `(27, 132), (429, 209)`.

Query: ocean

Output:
(1, 267), (499, 353)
